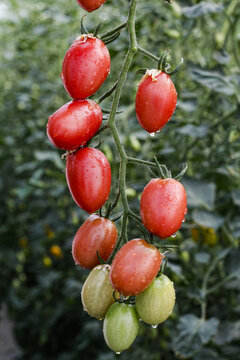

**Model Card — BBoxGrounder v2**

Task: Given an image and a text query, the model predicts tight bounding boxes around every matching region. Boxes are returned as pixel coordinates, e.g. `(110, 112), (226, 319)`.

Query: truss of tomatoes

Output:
(46, 17), (187, 354)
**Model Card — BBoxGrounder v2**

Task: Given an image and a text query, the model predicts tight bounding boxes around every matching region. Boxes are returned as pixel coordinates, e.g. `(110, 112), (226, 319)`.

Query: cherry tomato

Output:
(140, 178), (187, 239)
(61, 36), (110, 100)
(76, 0), (106, 12)
(135, 274), (175, 325)
(72, 214), (117, 269)
(109, 239), (162, 296)
(66, 147), (111, 213)
(135, 71), (177, 133)
(47, 100), (102, 150)
(103, 302), (139, 353)
(81, 265), (115, 320)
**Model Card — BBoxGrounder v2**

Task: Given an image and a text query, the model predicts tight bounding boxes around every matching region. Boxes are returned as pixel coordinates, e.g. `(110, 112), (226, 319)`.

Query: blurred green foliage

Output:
(0, 0), (240, 359)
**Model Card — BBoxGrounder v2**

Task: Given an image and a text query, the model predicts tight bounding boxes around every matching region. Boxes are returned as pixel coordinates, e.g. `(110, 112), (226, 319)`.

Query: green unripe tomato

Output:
(135, 274), (175, 326)
(103, 302), (139, 353)
(81, 264), (114, 320)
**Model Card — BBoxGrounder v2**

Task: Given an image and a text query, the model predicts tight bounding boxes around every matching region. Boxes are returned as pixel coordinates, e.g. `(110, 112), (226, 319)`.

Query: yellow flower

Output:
(43, 256), (52, 267)
(19, 237), (28, 247)
(50, 245), (63, 258)
(191, 226), (218, 246)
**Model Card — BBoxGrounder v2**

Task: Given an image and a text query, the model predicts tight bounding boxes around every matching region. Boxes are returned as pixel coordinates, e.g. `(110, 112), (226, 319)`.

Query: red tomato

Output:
(109, 239), (162, 296)
(135, 71), (177, 133)
(47, 100), (102, 150)
(140, 178), (187, 239)
(66, 147), (111, 213)
(72, 214), (118, 269)
(76, 0), (106, 12)
(61, 36), (110, 100)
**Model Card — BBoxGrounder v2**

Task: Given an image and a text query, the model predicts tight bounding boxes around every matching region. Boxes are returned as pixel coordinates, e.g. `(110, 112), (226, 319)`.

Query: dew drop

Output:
(182, 218), (185, 223)
(156, 130), (161, 133)
(171, 233), (177, 238)
(151, 324), (158, 328)
(115, 352), (121, 355)
(150, 132), (155, 137)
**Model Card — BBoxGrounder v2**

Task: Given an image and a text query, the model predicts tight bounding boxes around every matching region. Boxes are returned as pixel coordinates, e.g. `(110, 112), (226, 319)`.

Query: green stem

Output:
(138, 46), (159, 62)
(100, 22), (127, 39)
(105, 0), (138, 254)
(128, 156), (157, 167)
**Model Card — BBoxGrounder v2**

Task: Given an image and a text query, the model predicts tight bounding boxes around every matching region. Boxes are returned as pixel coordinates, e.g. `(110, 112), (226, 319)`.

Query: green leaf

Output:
(177, 124), (209, 138)
(194, 348), (225, 360)
(191, 69), (235, 96)
(192, 210), (224, 229)
(34, 150), (64, 170)
(182, 2), (223, 19)
(215, 321), (240, 346)
(182, 179), (216, 211)
(173, 314), (219, 358)
(225, 250), (240, 279)
(231, 190), (240, 206)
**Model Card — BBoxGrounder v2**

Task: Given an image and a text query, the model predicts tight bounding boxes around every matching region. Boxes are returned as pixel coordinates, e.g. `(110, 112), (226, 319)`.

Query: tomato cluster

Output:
(46, 0), (188, 354)
(80, 238), (175, 353)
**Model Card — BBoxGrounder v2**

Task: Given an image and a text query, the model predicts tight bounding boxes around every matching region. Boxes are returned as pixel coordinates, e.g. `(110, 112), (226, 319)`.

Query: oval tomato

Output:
(61, 36), (110, 100)
(66, 147), (111, 213)
(72, 214), (117, 269)
(103, 302), (139, 353)
(76, 0), (106, 12)
(47, 100), (102, 150)
(135, 71), (177, 133)
(140, 178), (187, 239)
(109, 239), (162, 296)
(81, 265), (115, 319)
(135, 274), (175, 325)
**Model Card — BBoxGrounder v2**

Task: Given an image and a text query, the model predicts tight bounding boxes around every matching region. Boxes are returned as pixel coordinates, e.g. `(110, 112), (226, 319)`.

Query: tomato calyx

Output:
(113, 291), (135, 305)
(149, 157), (188, 181)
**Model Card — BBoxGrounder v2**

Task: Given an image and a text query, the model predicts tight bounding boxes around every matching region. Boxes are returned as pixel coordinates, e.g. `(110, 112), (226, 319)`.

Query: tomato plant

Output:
(109, 239), (162, 296)
(72, 214), (117, 269)
(61, 36), (110, 99)
(135, 274), (175, 326)
(75, 0), (107, 12)
(103, 302), (139, 353)
(47, 100), (102, 150)
(81, 264), (115, 319)
(140, 178), (187, 239)
(66, 147), (111, 213)
(136, 71), (177, 133)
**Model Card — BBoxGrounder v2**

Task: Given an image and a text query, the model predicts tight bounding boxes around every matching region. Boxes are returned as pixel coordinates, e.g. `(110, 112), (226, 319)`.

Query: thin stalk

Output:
(101, 22), (127, 39)
(138, 46), (159, 62)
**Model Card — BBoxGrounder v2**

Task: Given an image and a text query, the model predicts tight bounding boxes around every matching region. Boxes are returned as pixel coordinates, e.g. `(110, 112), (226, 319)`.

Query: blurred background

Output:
(0, 0), (240, 359)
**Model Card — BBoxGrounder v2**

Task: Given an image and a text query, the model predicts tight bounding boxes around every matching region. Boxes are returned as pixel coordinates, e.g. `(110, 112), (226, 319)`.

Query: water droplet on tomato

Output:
(156, 130), (161, 133)
(150, 132), (155, 137)
(115, 352), (121, 355)
(171, 233), (177, 238)
(182, 218), (185, 223)
(151, 324), (158, 328)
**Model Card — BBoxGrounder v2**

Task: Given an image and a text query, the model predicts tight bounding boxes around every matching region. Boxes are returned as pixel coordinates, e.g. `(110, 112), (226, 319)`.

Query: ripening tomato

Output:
(61, 36), (110, 100)
(140, 178), (187, 239)
(76, 0), (106, 12)
(47, 100), (102, 150)
(103, 302), (139, 353)
(135, 71), (177, 133)
(81, 265), (115, 320)
(72, 214), (117, 269)
(135, 274), (175, 325)
(66, 147), (111, 213)
(109, 239), (162, 296)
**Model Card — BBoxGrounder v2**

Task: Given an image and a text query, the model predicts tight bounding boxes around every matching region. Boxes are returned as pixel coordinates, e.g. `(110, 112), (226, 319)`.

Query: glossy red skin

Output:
(72, 214), (117, 269)
(66, 147), (111, 213)
(47, 100), (102, 150)
(135, 72), (177, 133)
(76, 0), (106, 12)
(109, 239), (162, 296)
(61, 37), (110, 100)
(140, 178), (187, 239)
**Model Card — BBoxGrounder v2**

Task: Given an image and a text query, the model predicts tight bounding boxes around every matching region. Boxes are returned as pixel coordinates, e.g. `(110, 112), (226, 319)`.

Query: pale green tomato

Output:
(81, 264), (114, 320)
(103, 302), (139, 353)
(135, 274), (175, 326)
